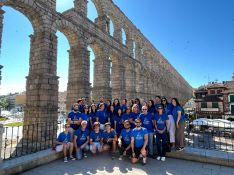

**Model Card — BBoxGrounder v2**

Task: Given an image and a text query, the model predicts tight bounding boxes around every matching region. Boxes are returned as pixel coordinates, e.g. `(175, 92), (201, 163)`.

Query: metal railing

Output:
(185, 120), (234, 151)
(1, 121), (65, 160)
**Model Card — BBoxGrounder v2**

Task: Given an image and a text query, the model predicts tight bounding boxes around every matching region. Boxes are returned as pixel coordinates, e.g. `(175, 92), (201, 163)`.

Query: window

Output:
(231, 105), (234, 115)
(212, 102), (219, 108)
(217, 90), (222, 94)
(230, 95), (234, 103)
(210, 90), (215, 94)
(201, 102), (207, 108)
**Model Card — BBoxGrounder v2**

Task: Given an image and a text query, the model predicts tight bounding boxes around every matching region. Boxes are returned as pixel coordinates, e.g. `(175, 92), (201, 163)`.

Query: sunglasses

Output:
(65, 126), (70, 128)
(142, 109), (147, 111)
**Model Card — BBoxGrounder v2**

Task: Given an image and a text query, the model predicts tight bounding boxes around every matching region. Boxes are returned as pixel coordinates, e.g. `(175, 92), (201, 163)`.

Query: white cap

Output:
(81, 120), (88, 125)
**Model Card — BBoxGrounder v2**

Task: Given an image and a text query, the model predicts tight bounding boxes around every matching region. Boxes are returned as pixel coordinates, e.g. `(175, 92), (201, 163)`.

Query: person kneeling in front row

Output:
(102, 122), (118, 159)
(118, 120), (132, 157)
(56, 124), (75, 162)
(131, 118), (148, 165)
(74, 120), (90, 160)
(90, 122), (103, 155)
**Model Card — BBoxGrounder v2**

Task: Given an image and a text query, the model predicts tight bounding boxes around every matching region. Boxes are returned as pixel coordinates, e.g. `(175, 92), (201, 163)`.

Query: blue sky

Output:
(1, 0), (234, 95)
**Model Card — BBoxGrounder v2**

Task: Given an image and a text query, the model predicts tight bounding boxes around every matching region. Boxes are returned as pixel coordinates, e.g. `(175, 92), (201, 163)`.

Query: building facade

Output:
(195, 74), (234, 119)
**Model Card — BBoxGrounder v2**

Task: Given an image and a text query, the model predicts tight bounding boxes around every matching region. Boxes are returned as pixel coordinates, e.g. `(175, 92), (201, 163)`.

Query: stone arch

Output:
(52, 19), (81, 47)
(88, 39), (112, 101)
(0, 4), (35, 97)
(106, 12), (118, 37)
(52, 18), (92, 110)
(2, 0), (43, 33)
(121, 28), (127, 45)
(106, 8), (124, 42)
(1, 1), (61, 148)
(92, 0), (106, 17)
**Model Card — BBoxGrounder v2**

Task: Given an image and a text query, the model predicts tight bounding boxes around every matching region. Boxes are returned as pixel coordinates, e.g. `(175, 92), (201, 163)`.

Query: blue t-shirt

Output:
(89, 112), (96, 124)
(106, 111), (115, 126)
(155, 112), (169, 130)
(131, 127), (148, 148)
(130, 112), (140, 128)
(57, 132), (71, 143)
(139, 113), (155, 133)
(114, 115), (122, 134)
(120, 129), (132, 145)
(90, 130), (102, 142)
(96, 110), (107, 124)
(113, 105), (120, 115)
(148, 106), (156, 114)
(121, 104), (127, 113)
(172, 105), (185, 122)
(81, 113), (91, 128)
(122, 113), (131, 121)
(67, 111), (81, 130)
(74, 128), (90, 146)
(102, 129), (117, 143)
(164, 103), (173, 115)
(79, 104), (84, 113)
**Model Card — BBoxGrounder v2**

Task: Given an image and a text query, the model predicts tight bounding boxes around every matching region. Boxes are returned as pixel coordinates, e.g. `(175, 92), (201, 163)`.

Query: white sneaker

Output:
(139, 154), (143, 158)
(70, 155), (76, 160)
(161, 157), (166, 161)
(142, 157), (147, 165)
(64, 157), (68, 163)
(157, 156), (161, 161)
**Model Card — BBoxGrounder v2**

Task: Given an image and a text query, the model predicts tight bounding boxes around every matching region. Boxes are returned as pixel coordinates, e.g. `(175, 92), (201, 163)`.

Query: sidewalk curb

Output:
(167, 148), (234, 167)
(0, 149), (63, 175)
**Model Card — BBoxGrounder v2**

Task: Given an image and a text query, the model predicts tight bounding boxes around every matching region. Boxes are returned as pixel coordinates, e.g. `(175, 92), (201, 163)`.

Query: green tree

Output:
(0, 98), (9, 110)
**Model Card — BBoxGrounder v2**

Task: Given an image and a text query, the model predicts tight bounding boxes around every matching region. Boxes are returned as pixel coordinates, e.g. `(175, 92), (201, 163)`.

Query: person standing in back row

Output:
(161, 97), (175, 150)
(172, 98), (185, 151)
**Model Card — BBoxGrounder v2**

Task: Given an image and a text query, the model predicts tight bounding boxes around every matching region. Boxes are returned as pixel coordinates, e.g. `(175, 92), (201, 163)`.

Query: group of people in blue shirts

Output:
(56, 96), (186, 165)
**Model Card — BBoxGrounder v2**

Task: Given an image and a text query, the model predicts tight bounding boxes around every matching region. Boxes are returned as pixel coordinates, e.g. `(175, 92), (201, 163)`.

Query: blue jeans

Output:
(76, 145), (89, 160)
(156, 132), (167, 157)
(148, 132), (154, 156)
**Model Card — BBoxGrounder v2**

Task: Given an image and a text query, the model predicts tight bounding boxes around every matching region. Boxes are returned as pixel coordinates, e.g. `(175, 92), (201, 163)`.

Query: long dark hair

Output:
(106, 100), (112, 107)
(90, 104), (97, 113)
(172, 98), (181, 107)
(135, 98), (141, 105)
(161, 97), (168, 108)
(148, 99), (155, 109)
(113, 98), (120, 106)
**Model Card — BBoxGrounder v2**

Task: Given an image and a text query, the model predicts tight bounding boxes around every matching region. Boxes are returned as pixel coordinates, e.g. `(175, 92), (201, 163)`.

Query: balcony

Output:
(201, 108), (219, 112)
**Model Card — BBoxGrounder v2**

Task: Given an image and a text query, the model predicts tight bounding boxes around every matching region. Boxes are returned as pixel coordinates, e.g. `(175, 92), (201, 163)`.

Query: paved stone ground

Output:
(20, 153), (234, 175)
